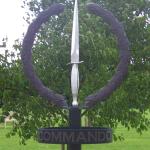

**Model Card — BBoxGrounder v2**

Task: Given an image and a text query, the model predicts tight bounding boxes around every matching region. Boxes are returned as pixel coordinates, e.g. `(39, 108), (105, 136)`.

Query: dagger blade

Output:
(71, 0), (79, 63)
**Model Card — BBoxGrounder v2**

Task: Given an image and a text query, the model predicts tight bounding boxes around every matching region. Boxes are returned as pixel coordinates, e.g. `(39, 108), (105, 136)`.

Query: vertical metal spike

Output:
(71, 0), (79, 106)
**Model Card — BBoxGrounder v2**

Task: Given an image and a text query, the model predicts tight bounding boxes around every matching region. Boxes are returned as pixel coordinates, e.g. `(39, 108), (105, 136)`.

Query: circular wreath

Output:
(21, 4), (68, 108)
(83, 3), (131, 108)
(21, 3), (130, 109)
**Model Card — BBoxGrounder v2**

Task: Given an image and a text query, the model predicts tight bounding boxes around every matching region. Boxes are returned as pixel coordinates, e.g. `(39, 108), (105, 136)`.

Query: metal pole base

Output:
(67, 106), (81, 150)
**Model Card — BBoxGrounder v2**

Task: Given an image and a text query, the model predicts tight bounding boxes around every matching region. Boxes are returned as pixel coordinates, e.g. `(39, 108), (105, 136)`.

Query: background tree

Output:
(1, 0), (150, 143)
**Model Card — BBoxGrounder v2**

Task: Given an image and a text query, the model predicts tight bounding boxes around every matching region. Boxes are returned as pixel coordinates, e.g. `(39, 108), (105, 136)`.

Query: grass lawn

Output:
(0, 123), (150, 150)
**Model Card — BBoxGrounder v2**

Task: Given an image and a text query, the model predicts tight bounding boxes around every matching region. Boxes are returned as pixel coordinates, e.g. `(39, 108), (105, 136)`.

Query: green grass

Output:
(0, 124), (150, 150)
(0, 125), (60, 150)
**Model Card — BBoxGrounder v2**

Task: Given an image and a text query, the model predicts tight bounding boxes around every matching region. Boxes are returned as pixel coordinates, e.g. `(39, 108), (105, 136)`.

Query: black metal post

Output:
(67, 107), (81, 150)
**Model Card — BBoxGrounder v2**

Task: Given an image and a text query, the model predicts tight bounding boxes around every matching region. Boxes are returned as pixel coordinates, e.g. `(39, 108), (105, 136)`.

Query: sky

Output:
(0, 0), (27, 54)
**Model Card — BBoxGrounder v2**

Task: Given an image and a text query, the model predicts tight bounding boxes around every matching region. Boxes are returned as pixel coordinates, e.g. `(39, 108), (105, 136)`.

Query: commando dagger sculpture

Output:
(71, 0), (80, 106)
(21, 2), (130, 109)
(21, 1), (130, 149)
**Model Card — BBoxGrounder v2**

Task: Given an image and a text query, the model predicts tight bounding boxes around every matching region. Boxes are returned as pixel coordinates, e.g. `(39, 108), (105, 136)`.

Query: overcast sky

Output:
(0, 0), (27, 53)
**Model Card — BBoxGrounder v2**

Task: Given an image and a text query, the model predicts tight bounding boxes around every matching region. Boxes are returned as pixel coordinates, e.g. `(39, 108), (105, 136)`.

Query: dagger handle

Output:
(71, 64), (79, 106)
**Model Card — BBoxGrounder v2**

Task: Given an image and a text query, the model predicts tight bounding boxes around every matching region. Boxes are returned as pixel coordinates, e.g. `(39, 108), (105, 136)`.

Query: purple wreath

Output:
(83, 3), (131, 108)
(21, 4), (68, 108)
(21, 3), (130, 109)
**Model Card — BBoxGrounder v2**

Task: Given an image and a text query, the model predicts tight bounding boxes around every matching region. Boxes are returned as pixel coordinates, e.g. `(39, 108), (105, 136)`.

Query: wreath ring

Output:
(21, 4), (68, 108)
(21, 3), (130, 109)
(83, 3), (130, 108)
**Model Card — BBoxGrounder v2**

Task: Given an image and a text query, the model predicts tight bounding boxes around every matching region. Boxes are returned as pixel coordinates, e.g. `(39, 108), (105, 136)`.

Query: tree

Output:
(1, 0), (150, 144)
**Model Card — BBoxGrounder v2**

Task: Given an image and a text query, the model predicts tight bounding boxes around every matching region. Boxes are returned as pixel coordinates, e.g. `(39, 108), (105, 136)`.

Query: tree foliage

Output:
(0, 0), (150, 144)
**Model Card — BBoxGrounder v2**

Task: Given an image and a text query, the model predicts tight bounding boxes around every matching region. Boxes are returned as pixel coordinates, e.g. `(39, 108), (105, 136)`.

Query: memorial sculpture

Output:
(21, 1), (130, 150)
